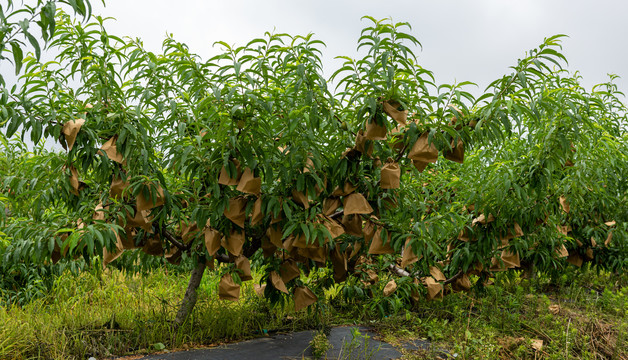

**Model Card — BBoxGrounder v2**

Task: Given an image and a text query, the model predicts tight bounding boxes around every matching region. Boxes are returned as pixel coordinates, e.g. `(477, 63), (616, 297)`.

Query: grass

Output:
(0, 265), (626, 359)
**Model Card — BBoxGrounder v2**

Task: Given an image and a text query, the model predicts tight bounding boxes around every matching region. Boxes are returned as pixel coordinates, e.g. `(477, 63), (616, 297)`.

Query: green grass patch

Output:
(0, 267), (625, 359)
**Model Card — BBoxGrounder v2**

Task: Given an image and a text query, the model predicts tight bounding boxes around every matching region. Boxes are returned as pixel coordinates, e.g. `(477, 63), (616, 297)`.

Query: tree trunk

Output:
(174, 261), (206, 327)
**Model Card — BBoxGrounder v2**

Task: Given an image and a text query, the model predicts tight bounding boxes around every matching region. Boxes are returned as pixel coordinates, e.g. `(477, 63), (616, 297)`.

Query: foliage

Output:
(0, 5), (626, 311)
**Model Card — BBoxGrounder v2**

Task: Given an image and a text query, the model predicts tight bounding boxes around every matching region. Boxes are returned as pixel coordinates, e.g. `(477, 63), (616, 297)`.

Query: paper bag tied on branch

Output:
(444, 138), (464, 164)
(261, 237), (277, 258)
(99, 136), (126, 164)
(266, 225), (284, 248)
(110, 175), (130, 199)
(408, 132), (438, 164)
(298, 246), (327, 263)
(236, 168), (261, 195)
(342, 214), (363, 236)
(424, 276), (444, 300)
(331, 247), (348, 282)
(365, 117), (387, 140)
(137, 184), (165, 212)
(382, 100), (408, 126)
(224, 197), (248, 228)
(343, 193), (373, 215)
(221, 229), (245, 256)
(270, 271), (289, 294)
(280, 259), (300, 283)
(250, 197), (264, 226)
(68, 166), (80, 196)
(294, 286), (318, 311)
(401, 238), (419, 268)
(322, 197), (342, 216)
(321, 216), (345, 240)
(142, 234), (163, 256)
(126, 207), (152, 232)
(218, 273), (240, 301)
(430, 266), (446, 281)
(380, 159), (401, 189)
(235, 255), (253, 281)
(292, 189), (309, 209)
(204, 227), (222, 256)
(331, 182), (357, 197)
(218, 159), (242, 185)
(354, 129), (373, 157)
(368, 226), (394, 255)
(62, 118), (85, 151)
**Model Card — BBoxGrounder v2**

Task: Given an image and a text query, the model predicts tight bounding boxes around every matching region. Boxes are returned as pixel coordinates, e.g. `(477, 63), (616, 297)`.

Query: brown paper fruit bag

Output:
(137, 184), (165, 212)
(250, 197), (264, 226)
(408, 132), (438, 163)
(224, 197), (248, 228)
(501, 250), (520, 268)
(401, 238), (419, 268)
(429, 266), (446, 282)
(559, 196), (570, 213)
(236, 168), (261, 195)
(368, 227), (394, 254)
(343, 193), (373, 215)
(221, 229), (245, 256)
(567, 253), (583, 267)
(235, 255), (253, 281)
(322, 197), (342, 216)
(291, 189), (310, 209)
(218, 273), (241, 301)
(109, 175), (130, 199)
(383, 279), (397, 297)
(266, 225), (284, 248)
(218, 159), (242, 185)
(99, 136), (125, 164)
(294, 286), (318, 311)
(62, 118), (86, 151)
(270, 271), (289, 294)
(365, 118), (387, 140)
(453, 274), (471, 291)
(331, 247), (348, 282)
(382, 100), (408, 126)
(298, 246), (327, 263)
(261, 237), (277, 257)
(342, 214), (363, 236)
(354, 129), (374, 157)
(204, 227), (222, 256)
(380, 159), (401, 189)
(331, 182), (357, 197)
(254, 283), (267, 297)
(126, 208), (152, 231)
(103, 234), (125, 266)
(280, 259), (300, 283)
(142, 234), (163, 256)
(68, 166), (80, 196)
(424, 276), (444, 300)
(412, 160), (429, 172)
(444, 138), (464, 164)
(320, 215), (345, 240)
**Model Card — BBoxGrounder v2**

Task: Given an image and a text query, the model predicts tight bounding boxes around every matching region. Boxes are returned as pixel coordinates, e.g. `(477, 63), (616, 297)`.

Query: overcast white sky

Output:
(88, 0), (627, 95)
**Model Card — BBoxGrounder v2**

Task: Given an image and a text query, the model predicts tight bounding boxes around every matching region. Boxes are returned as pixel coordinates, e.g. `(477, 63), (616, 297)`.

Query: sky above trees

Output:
(89, 0), (628, 94)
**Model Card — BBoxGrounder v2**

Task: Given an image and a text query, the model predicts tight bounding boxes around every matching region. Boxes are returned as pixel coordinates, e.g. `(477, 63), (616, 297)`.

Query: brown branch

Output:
(162, 229), (193, 251)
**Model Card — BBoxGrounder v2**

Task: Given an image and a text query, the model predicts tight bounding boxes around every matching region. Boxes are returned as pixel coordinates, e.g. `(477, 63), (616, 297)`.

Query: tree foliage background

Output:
(1, 1), (626, 311)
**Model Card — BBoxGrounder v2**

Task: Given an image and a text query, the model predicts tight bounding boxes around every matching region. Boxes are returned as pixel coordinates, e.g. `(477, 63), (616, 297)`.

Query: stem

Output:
(174, 261), (206, 327)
